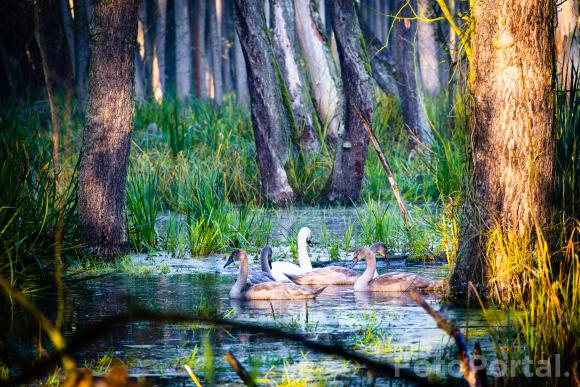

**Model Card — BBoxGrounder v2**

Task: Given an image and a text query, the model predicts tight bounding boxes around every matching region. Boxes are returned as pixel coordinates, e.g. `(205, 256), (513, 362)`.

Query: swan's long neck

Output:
(230, 256), (249, 298)
(261, 251), (272, 274)
(297, 236), (312, 271)
(354, 254), (376, 291)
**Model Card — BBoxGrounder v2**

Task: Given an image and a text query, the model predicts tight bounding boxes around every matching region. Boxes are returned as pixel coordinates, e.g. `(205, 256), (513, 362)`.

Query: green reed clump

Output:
(127, 152), (160, 252)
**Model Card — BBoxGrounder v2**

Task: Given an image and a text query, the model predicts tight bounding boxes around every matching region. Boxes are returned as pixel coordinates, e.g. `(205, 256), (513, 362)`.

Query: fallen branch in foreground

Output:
(2, 307), (438, 387)
(225, 351), (256, 387)
(409, 290), (481, 387)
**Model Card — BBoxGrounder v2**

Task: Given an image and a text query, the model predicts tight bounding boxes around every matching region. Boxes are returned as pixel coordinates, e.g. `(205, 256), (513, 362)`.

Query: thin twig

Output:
(356, 107), (412, 228)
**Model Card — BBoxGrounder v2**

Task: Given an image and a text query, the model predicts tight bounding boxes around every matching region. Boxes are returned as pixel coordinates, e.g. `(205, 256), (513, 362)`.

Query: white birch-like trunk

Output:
(175, 0), (192, 101)
(294, 0), (343, 141)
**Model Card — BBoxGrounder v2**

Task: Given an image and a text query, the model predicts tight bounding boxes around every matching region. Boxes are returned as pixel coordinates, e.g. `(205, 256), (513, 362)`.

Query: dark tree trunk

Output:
(210, 0), (223, 103)
(175, 0), (192, 100)
(326, 0), (375, 203)
(450, 0), (555, 303)
(234, 0), (296, 205)
(135, 0), (147, 100)
(270, 0), (321, 153)
(34, 0), (61, 170)
(221, 0), (234, 94)
(392, 0), (430, 150)
(74, 0), (91, 108)
(78, 0), (138, 258)
(357, 8), (399, 98)
(58, 0), (76, 78)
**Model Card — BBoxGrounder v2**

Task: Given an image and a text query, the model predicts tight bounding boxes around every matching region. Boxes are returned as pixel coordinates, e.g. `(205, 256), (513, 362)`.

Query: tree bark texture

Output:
(78, 0), (138, 258)
(135, 0), (147, 100)
(233, 31), (249, 109)
(294, 0), (344, 142)
(417, 0), (440, 96)
(234, 0), (296, 205)
(221, 0), (234, 94)
(74, 0), (90, 107)
(270, 0), (321, 153)
(152, 0), (166, 102)
(210, 0), (224, 103)
(195, 0), (209, 99)
(326, 0), (375, 203)
(174, 0), (192, 100)
(450, 0), (555, 302)
(392, 0), (430, 149)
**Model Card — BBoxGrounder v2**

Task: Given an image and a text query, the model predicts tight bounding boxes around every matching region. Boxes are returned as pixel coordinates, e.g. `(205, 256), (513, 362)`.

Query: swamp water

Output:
(7, 206), (507, 385)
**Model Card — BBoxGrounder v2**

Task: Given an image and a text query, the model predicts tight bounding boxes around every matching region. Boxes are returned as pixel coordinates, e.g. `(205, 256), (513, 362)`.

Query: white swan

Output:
(271, 227), (313, 282)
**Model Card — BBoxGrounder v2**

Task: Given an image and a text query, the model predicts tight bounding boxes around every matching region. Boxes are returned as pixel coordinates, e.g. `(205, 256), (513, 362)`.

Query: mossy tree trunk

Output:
(450, 0), (555, 303)
(270, 0), (321, 153)
(78, 0), (138, 259)
(234, 0), (296, 205)
(325, 0), (375, 203)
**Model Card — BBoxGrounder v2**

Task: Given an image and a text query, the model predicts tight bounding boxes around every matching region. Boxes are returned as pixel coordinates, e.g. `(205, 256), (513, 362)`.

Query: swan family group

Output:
(224, 227), (443, 300)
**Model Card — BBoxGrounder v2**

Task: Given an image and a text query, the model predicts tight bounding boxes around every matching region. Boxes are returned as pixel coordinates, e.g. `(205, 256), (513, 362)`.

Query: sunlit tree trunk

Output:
(556, 0), (579, 88)
(450, 0), (555, 302)
(233, 31), (249, 109)
(294, 0), (343, 143)
(234, 0), (296, 205)
(175, 0), (192, 100)
(270, 0), (320, 152)
(152, 0), (167, 102)
(58, 0), (76, 78)
(417, 0), (440, 96)
(78, 0), (138, 258)
(210, 0), (223, 103)
(195, 0), (209, 99)
(326, 0), (375, 203)
(392, 0), (430, 149)
(74, 0), (90, 107)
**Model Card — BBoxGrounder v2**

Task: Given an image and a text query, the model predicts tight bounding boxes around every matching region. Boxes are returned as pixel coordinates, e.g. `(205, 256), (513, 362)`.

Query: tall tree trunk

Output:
(294, 0), (344, 142)
(58, 0), (76, 78)
(556, 0), (579, 89)
(135, 0), (147, 101)
(417, 0), (440, 96)
(74, 0), (91, 108)
(233, 31), (249, 109)
(221, 0), (234, 94)
(78, 0), (138, 258)
(174, 0), (192, 100)
(210, 0), (224, 103)
(234, 0), (296, 205)
(270, 0), (321, 152)
(152, 0), (167, 102)
(392, 0), (430, 149)
(195, 0), (209, 98)
(450, 0), (555, 303)
(326, 0), (375, 203)
(34, 0), (61, 171)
